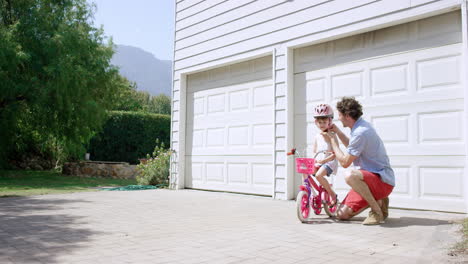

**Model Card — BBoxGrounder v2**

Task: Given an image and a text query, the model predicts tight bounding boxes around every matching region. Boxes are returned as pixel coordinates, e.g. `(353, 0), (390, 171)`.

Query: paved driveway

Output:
(0, 189), (466, 264)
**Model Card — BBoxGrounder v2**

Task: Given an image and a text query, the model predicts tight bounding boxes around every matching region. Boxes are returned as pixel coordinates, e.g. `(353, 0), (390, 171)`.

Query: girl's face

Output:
(315, 118), (330, 132)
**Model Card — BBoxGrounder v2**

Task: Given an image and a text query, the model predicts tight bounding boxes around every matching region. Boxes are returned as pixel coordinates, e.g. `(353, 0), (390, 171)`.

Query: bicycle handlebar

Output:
(287, 148), (334, 158)
(287, 148), (296, 156)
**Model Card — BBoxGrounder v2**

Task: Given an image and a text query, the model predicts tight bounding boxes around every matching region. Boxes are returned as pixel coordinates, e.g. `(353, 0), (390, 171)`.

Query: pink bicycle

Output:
(288, 148), (339, 222)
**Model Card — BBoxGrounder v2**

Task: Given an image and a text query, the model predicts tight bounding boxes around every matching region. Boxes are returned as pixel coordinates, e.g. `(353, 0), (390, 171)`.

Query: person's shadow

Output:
(382, 216), (453, 228)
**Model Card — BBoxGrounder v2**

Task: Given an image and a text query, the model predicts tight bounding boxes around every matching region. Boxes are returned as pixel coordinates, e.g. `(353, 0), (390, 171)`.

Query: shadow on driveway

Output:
(300, 215), (453, 227)
(0, 196), (102, 263)
(383, 217), (452, 228)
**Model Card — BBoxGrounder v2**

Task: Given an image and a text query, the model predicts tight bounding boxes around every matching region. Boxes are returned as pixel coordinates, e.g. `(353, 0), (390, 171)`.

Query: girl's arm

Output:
(316, 153), (335, 164)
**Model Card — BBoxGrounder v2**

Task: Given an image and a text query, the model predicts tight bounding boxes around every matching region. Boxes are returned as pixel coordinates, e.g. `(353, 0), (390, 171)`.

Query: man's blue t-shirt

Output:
(347, 118), (395, 186)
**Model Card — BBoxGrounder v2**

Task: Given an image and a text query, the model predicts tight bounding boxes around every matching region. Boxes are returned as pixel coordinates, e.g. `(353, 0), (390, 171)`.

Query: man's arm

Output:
(328, 133), (356, 168)
(330, 124), (350, 147)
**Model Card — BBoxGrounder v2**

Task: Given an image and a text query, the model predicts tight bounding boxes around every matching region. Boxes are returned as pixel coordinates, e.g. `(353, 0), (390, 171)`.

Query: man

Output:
(321, 97), (395, 225)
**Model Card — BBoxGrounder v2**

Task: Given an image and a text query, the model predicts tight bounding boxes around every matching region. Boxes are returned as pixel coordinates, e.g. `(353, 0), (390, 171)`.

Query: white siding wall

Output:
(173, 0), (459, 73)
(273, 48), (287, 199)
(171, 0), (464, 203)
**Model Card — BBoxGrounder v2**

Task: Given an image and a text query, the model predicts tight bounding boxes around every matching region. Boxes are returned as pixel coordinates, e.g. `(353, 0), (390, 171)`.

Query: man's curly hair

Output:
(336, 97), (363, 120)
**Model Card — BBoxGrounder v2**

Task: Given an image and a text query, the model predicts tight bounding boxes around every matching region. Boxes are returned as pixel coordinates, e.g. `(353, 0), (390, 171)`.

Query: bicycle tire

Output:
(296, 191), (310, 223)
(322, 191), (338, 217)
(312, 195), (322, 215)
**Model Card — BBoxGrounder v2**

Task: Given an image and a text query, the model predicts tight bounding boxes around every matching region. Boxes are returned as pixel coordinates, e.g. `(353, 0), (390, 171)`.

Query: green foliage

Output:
(111, 86), (172, 115)
(0, 0), (124, 167)
(136, 140), (171, 186)
(148, 94), (171, 115)
(111, 76), (147, 112)
(88, 111), (170, 164)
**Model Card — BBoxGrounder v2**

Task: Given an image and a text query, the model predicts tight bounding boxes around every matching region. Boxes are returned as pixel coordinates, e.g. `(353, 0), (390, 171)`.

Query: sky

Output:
(87, 0), (175, 61)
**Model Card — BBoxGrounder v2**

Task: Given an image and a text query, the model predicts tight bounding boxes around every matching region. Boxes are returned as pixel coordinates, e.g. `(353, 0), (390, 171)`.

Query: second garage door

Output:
(185, 56), (274, 195)
(293, 11), (465, 212)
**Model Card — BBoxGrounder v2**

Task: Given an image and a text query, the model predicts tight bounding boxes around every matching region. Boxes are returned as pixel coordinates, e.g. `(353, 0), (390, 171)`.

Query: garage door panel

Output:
(391, 166), (411, 197)
(389, 156), (465, 212)
(187, 155), (273, 195)
(252, 124), (274, 145)
(253, 83), (274, 107)
(418, 110), (463, 143)
(417, 54), (461, 91)
(371, 114), (410, 144)
(294, 75), (328, 115)
(366, 99), (465, 156)
(420, 167), (464, 198)
(370, 63), (409, 97)
(185, 158), (203, 185)
(331, 71), (365, 100)
(227, 163), (249, 184)
(205, 128), (225, 148)
(206, 93), (226, 113)
(228, 126), (249, 146)
(229, 89), (250, 111)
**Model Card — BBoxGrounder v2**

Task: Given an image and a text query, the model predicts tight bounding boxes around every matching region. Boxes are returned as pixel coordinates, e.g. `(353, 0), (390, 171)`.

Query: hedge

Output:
(88, 111), (171, 164)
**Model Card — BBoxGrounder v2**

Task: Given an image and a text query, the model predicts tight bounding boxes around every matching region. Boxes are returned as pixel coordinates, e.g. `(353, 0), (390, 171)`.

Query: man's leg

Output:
(337, 199), (385, 220)
(336, 203), (367, 220)
(344, 170), (383, 218)
(381, 196), (389, 220)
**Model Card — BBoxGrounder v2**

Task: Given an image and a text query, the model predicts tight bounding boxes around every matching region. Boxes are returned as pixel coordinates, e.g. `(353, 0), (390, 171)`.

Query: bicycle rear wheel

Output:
(296, 191), (310, 223)
(312, 195), (322, 215)
(322, 190), (338, 217)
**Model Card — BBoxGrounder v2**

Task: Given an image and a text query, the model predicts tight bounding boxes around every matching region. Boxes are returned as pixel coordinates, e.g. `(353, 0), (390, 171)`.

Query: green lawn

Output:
(453, 218), (468, 255)
(0, 170), (137, 197)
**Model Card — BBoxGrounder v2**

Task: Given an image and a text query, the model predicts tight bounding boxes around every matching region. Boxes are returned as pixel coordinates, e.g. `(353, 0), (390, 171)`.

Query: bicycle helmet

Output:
(313, 103), (334, 118)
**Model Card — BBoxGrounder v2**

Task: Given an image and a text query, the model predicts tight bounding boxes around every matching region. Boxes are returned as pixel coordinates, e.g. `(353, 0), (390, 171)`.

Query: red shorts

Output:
(341, 170), (394, 212)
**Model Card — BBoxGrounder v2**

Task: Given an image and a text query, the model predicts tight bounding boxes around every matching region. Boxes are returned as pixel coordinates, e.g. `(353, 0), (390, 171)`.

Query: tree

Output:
(109, 75), (144, 112)
(0, 0), (122, 166)
(149, 94), (171, 115)
(110, 79), (171, 115)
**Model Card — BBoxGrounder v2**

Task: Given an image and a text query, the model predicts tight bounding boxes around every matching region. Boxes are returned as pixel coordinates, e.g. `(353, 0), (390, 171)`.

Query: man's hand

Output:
(321, 131), (337, 143)
(328, 123), (349, 147)
(328, 123), (339, 133)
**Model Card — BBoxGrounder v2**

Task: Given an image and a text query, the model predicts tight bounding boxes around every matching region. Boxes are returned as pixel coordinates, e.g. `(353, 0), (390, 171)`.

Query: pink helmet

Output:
(313, 103), (334, 118)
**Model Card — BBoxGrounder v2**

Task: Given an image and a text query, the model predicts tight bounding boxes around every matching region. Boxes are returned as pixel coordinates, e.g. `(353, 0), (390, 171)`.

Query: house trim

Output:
(460, 0), (468, 212)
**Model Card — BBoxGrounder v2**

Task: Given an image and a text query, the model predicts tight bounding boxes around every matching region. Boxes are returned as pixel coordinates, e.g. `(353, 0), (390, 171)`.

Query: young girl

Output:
(311, 103), (338, 206)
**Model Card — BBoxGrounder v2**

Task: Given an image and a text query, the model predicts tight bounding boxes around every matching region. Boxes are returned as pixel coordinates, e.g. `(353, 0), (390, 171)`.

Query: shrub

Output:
(136, 140), (171, 186)
(88, 111), (170, 164)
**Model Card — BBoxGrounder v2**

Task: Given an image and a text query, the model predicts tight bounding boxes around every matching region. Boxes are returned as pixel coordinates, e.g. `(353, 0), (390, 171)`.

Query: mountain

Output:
(111, 45), (172, 96)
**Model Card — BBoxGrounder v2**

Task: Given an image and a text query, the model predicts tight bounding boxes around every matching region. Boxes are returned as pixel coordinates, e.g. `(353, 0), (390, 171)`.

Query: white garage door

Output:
(186, 56), (274, 195)
(294, 11), (466, 212)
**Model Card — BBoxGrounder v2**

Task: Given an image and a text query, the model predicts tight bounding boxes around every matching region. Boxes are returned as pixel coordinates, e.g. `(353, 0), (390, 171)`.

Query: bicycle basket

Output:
(295, 158), (316, 174)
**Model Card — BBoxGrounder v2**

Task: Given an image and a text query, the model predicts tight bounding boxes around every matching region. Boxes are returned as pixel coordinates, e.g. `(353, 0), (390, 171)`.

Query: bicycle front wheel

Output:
(296, 191), (310, 223)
